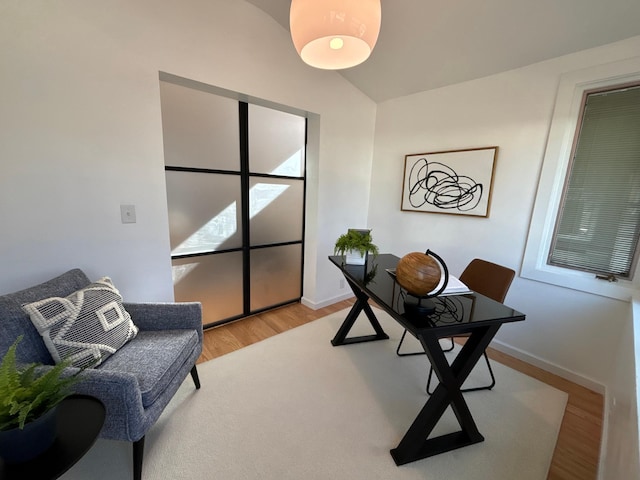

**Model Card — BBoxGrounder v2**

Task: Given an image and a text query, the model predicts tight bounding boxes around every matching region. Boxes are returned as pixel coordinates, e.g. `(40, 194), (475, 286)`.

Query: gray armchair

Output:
(0, 269), (203, 480)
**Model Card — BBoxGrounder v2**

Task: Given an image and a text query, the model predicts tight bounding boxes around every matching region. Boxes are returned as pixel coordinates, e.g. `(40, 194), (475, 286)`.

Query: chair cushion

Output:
(97, 329), (199, 407)
(22, 277), (138, 368)
(0, 269), (92, 365)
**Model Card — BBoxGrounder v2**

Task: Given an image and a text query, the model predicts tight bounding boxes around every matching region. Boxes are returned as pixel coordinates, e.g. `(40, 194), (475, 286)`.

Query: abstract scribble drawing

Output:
(407, 158), (483, 211)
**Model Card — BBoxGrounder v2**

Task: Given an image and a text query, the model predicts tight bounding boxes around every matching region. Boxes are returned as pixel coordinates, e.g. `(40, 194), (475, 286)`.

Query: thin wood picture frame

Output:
(400, 146), (498, 217)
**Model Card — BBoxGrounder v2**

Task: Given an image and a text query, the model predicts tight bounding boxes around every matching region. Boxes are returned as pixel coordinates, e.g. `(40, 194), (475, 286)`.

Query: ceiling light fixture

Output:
(289, 0), (381, 70)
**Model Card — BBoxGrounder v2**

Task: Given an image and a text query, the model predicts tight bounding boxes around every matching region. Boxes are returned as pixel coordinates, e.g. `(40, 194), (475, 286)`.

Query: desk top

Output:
(329, 254), (525, 336)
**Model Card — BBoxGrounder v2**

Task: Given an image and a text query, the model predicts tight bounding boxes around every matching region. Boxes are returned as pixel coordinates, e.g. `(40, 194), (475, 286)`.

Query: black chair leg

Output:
(460, 351), (496, 393)
(443, 337), (455, 352)
(133, 437), (144, 480)
(396, 329), (427, 356)
(397, 331), (455, 357)
(190, 365), (201, 389)
(426, 350), (496, 394)
(130, 366), (199, 480)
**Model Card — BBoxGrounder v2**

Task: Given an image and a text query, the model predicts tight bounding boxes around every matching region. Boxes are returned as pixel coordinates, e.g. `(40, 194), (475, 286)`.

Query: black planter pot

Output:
(0, 406), (58, 464)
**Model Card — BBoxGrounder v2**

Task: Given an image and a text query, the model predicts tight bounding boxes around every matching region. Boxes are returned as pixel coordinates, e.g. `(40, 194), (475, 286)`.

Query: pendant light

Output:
(290, 0), (382, 70)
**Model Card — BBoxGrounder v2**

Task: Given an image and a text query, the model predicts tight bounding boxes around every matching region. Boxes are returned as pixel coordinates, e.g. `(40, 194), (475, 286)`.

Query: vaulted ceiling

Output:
(246, 0), (640, 102)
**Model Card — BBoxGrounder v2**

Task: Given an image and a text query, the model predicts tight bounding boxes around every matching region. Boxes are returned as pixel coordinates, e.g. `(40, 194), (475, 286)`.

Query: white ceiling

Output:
(246, 0), (640, 102)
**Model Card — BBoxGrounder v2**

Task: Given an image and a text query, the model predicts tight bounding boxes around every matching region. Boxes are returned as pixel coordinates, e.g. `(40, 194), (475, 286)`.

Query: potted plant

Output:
(334, 229), (379, 265)
(0, 336), (83, 463)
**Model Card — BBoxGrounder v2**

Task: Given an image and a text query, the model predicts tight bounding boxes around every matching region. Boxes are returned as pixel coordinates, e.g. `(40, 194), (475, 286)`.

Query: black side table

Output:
(0, 395), (105, 480)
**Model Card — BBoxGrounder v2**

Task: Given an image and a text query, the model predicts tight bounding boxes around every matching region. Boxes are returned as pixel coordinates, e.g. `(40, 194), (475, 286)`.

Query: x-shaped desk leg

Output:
(390, 324), (500, 465)
(331, 277), (389, 346)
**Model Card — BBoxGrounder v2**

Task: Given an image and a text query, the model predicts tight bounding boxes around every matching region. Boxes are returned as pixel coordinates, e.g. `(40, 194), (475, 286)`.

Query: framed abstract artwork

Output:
(400, 146), (498, 217)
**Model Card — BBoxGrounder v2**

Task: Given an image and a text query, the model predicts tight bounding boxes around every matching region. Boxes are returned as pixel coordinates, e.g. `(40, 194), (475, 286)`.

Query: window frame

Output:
(522, 57), (640, 301)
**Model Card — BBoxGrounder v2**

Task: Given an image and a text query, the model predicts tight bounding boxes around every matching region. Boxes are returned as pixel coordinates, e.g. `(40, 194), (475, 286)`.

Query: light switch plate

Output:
(120, 204), (136, 224)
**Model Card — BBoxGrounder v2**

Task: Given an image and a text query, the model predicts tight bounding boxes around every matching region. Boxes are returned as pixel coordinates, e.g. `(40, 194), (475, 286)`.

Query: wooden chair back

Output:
(459, 258), (515, 303)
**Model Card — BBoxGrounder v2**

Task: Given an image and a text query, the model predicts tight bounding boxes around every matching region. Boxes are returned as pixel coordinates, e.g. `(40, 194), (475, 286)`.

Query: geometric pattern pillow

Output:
(22, 277), (138, 369)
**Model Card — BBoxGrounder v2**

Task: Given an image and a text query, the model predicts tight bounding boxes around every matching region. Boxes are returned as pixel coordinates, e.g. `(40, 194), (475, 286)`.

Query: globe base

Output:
(403, 295), (436, 317)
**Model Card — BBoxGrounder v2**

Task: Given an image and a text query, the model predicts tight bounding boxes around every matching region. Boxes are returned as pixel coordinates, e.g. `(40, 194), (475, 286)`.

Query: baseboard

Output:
(491, 339), (606, 394)
(598, 394), (611, 480)
(301, 292), (354, 310)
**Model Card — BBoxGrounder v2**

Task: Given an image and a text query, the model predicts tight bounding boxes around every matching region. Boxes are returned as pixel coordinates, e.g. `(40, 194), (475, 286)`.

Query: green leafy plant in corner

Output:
(0, 336), (82, 431)
(334, 229), (379, 258)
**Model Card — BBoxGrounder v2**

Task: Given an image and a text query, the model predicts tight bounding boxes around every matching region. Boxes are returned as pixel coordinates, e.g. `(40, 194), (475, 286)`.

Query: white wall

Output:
(600, 299), (639, 480)
(0, 0), (376, 304)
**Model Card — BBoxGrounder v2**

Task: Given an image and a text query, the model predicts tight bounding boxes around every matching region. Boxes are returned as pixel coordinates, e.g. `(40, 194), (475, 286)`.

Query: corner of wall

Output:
(597, 298), (640, 479)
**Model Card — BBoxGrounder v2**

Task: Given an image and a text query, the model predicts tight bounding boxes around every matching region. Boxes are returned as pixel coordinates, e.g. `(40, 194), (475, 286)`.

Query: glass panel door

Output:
(160, 77), (306, 327)
(172, 253), (244, 324)
(249, 178), (304, 246)
(248, 104), (305, 311)
(250, 245), (302, 311)
(166, 171), (242, 255)
(249, 104), (306, 176)
(160, 81), (240, 170)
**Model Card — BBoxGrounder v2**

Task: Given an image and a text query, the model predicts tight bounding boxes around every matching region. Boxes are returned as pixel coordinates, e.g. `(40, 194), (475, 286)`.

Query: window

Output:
(522, 57), (640, 300)
(548, 84), (640, 280)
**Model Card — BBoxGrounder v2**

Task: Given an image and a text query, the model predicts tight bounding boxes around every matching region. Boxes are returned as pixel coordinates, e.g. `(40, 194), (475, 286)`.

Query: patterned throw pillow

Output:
(22, 277), (138, 368)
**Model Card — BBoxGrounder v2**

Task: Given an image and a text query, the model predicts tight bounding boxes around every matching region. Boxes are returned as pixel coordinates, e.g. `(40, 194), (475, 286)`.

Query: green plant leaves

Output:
(334, 230), (379, 257)
(0, 336), (81, 430)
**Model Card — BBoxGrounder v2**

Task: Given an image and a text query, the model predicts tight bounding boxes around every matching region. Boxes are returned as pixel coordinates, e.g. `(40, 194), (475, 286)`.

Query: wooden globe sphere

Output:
(396, 252), (442, 297)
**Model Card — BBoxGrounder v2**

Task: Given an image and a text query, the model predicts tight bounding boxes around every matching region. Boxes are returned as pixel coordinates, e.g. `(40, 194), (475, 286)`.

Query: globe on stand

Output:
(395, 250), (449, 316)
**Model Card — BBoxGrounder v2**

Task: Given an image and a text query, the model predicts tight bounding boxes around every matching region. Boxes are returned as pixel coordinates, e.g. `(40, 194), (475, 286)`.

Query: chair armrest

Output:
(123, 302), (203, 342)
(35, 365), (146, 441)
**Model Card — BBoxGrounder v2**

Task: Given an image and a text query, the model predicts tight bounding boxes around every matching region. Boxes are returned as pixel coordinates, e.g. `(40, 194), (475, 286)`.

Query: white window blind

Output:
(548, 84), (640, 279)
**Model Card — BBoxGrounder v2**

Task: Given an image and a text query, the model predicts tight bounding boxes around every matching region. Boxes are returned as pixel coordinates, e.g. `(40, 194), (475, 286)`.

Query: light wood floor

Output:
(198, 299), (603, 480)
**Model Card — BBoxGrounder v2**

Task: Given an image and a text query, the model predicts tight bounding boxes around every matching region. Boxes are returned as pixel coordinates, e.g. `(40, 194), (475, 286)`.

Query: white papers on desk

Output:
(438, 275), (473, 296)
(384, 270), (472, 296)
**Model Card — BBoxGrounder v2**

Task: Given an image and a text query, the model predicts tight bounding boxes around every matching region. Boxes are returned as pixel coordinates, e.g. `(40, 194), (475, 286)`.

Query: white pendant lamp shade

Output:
(290, 0), (381, 70)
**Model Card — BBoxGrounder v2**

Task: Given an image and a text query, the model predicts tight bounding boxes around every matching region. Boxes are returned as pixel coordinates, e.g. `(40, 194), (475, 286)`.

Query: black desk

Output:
(329, 254), (525, 465)
(0, 395), (105, 480)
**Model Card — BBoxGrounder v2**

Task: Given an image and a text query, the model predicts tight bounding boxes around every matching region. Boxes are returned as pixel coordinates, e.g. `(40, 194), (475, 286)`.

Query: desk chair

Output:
(397, 258), (515, 394)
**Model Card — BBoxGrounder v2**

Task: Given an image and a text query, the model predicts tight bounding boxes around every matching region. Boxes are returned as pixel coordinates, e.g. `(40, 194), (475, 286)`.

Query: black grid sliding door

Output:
(160, 77), (306, 328)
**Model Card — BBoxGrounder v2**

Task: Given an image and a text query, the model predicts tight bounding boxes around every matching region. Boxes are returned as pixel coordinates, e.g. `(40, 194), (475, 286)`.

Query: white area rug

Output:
(61, 308), (567, 480)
